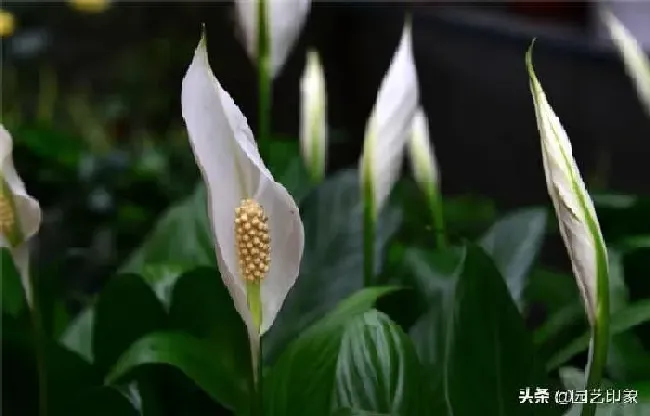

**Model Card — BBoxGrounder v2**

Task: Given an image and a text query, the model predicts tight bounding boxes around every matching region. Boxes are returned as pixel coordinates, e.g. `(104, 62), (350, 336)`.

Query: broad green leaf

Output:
(607, 333), (650, 383)
(264, 286), (399, 416)
(120, 185), (216, 275)
(60, 308), (94, 363)
(2, 313), (101, 415)
(333, 310), (425, 415)
(0, 248), (25, 317)
(479, 207), (547, 308)
(106, 331), (247, 412)
(408, 245), (559, 415)
(263, 170), (402, 364)
(331, 409), (387, 416)
(532, 245), (627, 354)
(547, 299), (650, 371)
(69, 387), (139, 416)
(93, 274), (168, 375)
(603, 249), (650, 382)
(168, 267), (253, 410)
(140, 263), (187, 309)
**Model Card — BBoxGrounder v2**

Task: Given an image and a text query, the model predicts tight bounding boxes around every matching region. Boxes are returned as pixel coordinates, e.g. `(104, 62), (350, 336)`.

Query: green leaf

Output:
(547, 299), (650, 371)
(15, 124), (85, 171)
(2, 312), (102, 415)
(264, 286), (400, 416)
(533, 246), (628, 352)
(333, 310), (425, 415)
(60, 308), (94, 363)
(168, 267), (253, 410)
(263, 170), (402, 363)
(140, 263), (188, 309)
(69, 387), (140, 416)
(93, 274), (168, 375)
(408, 245), (559, 415)
(106, 331), (247, 413)
(0, 248), (26, 317)
(479, 207), (547, 308)
(120, 185), (216, 275)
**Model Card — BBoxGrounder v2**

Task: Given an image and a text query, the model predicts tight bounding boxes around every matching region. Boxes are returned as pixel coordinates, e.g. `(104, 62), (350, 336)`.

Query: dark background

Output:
(2, 1), (649, 299)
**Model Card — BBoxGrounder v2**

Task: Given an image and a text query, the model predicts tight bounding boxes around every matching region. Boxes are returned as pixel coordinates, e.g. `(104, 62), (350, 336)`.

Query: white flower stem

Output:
(581, 234), (610, 416)
(29, 272), (48, 416)
(362, 174), (375, 288)
(257, 0), (272, 161)
(425, 184), (447, 248)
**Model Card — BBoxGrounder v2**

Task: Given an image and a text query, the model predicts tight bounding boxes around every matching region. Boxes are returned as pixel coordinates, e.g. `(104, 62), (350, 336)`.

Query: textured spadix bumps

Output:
(181, 34), (305, 352)
(235, 198), (271, 283)
(0, 125), (42, 306)
(526, 48), (609, 327)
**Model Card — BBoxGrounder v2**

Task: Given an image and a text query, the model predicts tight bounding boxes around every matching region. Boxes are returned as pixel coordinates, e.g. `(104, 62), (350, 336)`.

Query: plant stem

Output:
(257, 0), (271, 161)
(256, 347), (263, 416)
(30, 272), (48, 416)
(426, 185), (447, 249)
(580, 264), (610, 416)
(362, 177), (375, 288)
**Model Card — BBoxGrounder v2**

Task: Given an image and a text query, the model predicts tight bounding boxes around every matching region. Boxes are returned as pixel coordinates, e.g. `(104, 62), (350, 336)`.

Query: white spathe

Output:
(407, 108), (439, 193)
(181, 36), (305, 341)
(235, 0), (311, 78)
(360, 20), (418, 213)
(299, 49), (327, 181)
(527, 51), (608, 325)
(603, 11), (650, 117)
(0, 124), (42, 306)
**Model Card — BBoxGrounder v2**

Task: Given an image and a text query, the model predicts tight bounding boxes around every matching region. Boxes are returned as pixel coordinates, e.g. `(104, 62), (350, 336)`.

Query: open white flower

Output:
(0, 124), (42, 306)
(360, 19), (418, 215)
(407, 108), (439, 195)
(181, 34), (305, 368)
(602, 11), (650, 116)
(300, 49), (327, 182)
(526, 49), (609, 326)
(235, 0), (311, 78)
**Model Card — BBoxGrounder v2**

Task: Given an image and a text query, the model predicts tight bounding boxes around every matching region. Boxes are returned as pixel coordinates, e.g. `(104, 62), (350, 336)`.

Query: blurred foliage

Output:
(1, 3), (649, 415)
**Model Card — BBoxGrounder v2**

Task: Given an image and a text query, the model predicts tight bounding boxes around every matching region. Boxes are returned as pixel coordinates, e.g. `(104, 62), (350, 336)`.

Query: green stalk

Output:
(580, 240), (610, 416)
(362, 167), (375, 288)
(425, 184), (447, 249)
(30, 271), (48, 416)
(256, 346), (263, 416)
(257, 0), (271, 161)
(248, 336), (264, 416)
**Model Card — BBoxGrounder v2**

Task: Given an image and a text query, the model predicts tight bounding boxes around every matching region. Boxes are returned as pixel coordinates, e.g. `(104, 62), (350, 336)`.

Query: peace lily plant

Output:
(603, 11), (650, 117)
(359, 19), (418, 286)
(0, 124), (42, 307)
(234, 0), (311, 159)
(181, 32), (305, 389)
(407, 108), (446, 248)
(527, 47), (610, 416)
(299, 49), (327, 183)
(7, 8), (650, 416)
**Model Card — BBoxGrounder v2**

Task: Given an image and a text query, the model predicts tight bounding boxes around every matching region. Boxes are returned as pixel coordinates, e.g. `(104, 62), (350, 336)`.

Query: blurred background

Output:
(1, 0), (649, 312)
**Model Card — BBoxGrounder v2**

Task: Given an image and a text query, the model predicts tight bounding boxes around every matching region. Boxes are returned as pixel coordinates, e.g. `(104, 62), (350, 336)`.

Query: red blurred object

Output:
(508, 2), (589, 26)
